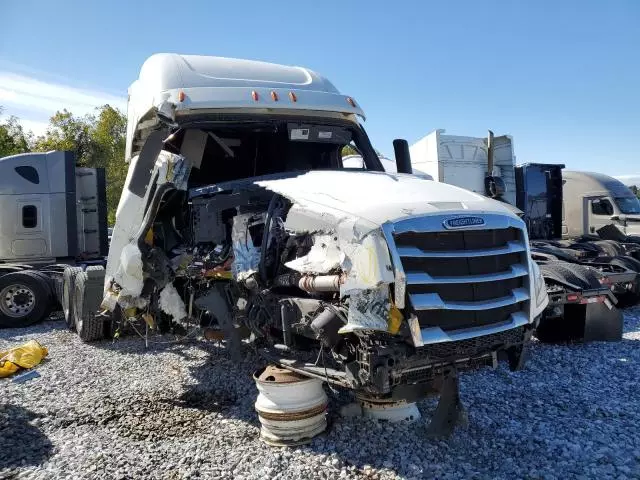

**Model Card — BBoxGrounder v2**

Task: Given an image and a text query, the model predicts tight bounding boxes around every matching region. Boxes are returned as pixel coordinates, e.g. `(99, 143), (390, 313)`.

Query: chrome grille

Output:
(382, 214), (531, 334)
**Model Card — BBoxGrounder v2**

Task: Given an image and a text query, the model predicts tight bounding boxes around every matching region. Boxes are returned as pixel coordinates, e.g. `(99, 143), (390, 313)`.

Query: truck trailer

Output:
(408, 130), (640, 342)
(0, 150), (108, 328)
(61, 54), (548, 437)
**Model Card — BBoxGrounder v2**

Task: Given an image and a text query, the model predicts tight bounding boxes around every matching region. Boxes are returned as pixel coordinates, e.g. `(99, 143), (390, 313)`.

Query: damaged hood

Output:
(255, 170), (518, 231)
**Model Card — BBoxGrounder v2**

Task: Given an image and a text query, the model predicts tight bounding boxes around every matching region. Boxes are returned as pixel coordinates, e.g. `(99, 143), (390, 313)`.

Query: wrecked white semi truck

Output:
(65, 54), (548, 436)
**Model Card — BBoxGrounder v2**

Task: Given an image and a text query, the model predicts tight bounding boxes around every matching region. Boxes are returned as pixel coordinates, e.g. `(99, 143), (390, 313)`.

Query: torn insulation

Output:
(285, 234), (343, 274)
(231, 212), (262, 281)
(159, 284), (188, 322)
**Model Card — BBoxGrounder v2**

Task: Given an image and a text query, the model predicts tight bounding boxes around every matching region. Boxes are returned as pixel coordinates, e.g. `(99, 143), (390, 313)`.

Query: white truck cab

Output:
(77, 54), (547, 434)
(562, 170), (640, 238)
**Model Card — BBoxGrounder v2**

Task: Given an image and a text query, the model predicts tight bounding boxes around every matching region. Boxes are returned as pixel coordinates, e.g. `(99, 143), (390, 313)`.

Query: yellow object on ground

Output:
(0, 340), (48, 378)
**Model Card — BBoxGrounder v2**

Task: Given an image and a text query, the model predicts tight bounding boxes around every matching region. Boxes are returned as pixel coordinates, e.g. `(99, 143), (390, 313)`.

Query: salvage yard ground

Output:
(2, 310), (640, 480)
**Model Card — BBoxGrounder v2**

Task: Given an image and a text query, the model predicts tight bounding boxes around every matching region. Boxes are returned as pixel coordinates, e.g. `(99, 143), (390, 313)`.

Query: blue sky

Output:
(1, 0), (638, 174)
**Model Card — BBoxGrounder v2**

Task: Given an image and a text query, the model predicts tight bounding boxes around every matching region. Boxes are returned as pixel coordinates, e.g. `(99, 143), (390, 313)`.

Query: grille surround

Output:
(382, 213), (532, 339)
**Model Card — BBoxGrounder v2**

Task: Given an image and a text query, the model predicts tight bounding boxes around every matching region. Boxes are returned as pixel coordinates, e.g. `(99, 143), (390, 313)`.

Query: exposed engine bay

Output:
(103, 118), (533, 401)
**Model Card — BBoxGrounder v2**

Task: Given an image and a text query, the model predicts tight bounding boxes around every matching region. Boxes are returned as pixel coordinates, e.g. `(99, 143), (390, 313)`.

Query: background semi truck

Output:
(0, 150), (108, 328)
(407, 129), (640, 341)
(562, 170), (640, 238)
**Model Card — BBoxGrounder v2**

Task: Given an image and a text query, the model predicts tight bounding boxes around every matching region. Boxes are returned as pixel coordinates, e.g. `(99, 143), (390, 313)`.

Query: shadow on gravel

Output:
(0, 404), (53, 470)
(0, 318), (67, 342)
(28, 310), (639, 478)
(53, 389), (237, 442)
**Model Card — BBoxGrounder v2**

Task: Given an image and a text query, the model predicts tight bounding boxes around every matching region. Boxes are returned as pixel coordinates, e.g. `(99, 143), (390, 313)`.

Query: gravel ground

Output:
(1, 308), (640, 480)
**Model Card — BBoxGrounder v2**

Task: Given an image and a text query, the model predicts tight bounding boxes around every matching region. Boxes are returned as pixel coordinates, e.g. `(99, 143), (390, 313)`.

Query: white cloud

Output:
(0, 72), (126, 115)
(615, 175), (640, 187)
(16, 118), (50, 137)
(0, 71), (127, 138)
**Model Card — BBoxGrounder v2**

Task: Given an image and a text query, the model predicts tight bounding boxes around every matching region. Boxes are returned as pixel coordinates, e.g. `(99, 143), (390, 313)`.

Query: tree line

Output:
(0, 105), (127, 225)
(2, 105), (639, 227)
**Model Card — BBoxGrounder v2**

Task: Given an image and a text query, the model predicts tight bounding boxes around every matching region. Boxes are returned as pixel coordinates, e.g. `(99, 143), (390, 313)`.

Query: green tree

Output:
(341, 144), (359, 157)
(33, 105), (127, 224)
(32, 109), (95, 165)
(0, 107), (32, 157)
(92, 106), (127, 225)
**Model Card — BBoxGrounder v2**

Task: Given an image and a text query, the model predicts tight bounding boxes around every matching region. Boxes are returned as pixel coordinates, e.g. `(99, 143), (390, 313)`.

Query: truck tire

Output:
(0, 272), (51, 328)
(23, 270), (57, 317)
(73, 266), (106, 342)
(590, 240), (624, 257)
(62, 266), (84, 329)
(539, 262), (602, 290)
(595, 255), (640, 273)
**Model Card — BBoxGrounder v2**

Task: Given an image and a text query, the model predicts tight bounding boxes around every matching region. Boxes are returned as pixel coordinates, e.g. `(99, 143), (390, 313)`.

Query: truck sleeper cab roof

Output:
(126, 54), (365, 162)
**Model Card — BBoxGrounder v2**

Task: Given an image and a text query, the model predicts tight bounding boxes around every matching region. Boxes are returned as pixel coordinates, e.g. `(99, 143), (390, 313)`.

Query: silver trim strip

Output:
(392, 212), (525, 234)
(411, 287), (530, 311)
(419, 312), (529, 344)
(406, 264), (528, 285)
(382, 221), (406, 309)
(398, 241), (526, 258)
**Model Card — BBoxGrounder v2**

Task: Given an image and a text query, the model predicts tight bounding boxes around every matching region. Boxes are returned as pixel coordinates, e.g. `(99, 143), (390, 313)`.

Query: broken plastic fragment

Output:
(159, 284), (188, 322)
(100, 289), (118, 312)
(407, 315), (423, 347)
(340, 232), (394, 296)
(156, 151), (191, 190)
(388, 303), (403, 334)
(114, 243), (144, 298)
(285, 234), (343, 274)
(340, 286), (390, 333)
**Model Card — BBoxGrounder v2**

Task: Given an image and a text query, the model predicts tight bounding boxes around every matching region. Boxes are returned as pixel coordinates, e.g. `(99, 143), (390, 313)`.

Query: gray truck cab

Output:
(0, 150), (108, 328)
(0, 151), (108, 263)
(562, 170), (640, 238)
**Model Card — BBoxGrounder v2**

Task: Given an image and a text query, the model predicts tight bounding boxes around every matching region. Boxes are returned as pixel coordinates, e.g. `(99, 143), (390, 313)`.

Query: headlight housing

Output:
(530, 259), (548, 310)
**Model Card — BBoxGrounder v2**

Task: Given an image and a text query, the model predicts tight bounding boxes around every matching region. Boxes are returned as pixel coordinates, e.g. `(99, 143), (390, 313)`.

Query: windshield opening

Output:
(164, 117), (383, 188)
(614, 196), (640, 214)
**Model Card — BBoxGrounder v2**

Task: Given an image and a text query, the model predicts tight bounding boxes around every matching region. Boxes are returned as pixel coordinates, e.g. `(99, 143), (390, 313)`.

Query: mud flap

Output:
(582, 302), (623, 342)
(425, 369), (467, 438)
(538, 302), (623, 343)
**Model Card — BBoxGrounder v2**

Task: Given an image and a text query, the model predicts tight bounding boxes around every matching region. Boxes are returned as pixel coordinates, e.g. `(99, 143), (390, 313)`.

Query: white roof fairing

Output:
(138, 54), (339, 92)
(130, 53), (365, 119)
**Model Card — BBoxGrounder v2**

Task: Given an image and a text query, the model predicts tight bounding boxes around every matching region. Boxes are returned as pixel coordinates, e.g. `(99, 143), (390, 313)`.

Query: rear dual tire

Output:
(62, 266), (83, 329)
(72, 266), (106, 342)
